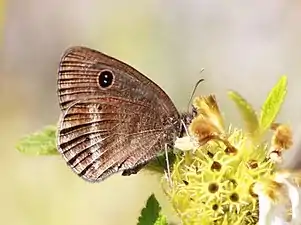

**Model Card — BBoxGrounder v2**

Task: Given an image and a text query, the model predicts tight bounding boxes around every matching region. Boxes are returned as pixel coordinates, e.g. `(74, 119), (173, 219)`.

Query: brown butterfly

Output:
(57, 46), (194, 182)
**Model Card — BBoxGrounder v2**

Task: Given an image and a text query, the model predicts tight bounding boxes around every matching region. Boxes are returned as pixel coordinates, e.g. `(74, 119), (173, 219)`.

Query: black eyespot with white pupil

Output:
(98, 70), (114, 88)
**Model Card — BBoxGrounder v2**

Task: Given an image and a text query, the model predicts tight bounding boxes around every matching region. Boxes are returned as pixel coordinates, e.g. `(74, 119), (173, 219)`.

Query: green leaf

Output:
(228, 90), (259, 135)
(259, 76), (287, 132)
(137, 194), (167, 225)
(16, 125), (59, 155)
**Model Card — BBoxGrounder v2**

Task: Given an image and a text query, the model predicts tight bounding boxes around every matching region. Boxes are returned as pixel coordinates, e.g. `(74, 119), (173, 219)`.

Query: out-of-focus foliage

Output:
(16, 125), (58, 155)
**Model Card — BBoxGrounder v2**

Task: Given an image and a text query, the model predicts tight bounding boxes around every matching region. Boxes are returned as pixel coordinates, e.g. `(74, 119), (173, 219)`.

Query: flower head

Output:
(163, 76), (301, 224)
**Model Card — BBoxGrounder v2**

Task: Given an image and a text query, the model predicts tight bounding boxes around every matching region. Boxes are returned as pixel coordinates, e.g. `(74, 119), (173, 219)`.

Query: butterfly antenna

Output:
(187, 69), (205, 111)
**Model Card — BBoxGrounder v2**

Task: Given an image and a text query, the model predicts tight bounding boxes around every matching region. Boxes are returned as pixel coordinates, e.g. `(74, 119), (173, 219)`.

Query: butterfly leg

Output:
(164, 143), (173, 188)
(121, 162), (148, 176)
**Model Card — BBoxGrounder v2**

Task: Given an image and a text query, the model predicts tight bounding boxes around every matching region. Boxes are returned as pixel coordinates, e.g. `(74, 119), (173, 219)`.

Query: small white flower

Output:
(255, 172), (301, 225)
(174, 135), (199, 152)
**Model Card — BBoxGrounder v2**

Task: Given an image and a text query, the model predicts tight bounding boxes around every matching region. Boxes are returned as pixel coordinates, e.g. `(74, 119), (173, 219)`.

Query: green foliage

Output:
(228, 90), (259, 135)
(259, 76), (287, 133)
(137, 194), (167, 225)
(16, 125), (59, 155)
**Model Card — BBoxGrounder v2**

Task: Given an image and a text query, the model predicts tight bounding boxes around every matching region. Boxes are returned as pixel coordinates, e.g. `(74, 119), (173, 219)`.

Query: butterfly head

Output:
(179, 106), (197, 137)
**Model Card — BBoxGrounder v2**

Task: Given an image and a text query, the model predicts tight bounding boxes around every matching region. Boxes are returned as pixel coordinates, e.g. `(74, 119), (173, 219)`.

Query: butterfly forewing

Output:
(57, 46), (182, 182)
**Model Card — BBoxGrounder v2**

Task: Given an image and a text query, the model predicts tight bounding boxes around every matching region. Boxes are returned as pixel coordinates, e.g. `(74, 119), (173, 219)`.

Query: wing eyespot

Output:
(97, 70), (115, 89)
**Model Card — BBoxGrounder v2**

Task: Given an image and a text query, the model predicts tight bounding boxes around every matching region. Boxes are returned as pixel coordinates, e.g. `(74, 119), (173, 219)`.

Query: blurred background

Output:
(2, 1), (301, 225)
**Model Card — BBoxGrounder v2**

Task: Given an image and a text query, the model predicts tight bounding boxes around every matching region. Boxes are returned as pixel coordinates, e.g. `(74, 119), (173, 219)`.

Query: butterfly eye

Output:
(98, 70), (114, 88)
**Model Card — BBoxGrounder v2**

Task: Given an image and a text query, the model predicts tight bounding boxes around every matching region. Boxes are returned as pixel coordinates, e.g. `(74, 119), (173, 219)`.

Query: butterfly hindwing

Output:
(57, 46), (182, 182)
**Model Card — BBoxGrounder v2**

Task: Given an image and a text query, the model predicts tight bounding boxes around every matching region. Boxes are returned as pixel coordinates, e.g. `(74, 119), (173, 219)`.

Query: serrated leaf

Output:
(259, 76), (287, 132)
(228, 90), (259, 135)
(137, 194), (167, 225)
(16, 125), (59, 155)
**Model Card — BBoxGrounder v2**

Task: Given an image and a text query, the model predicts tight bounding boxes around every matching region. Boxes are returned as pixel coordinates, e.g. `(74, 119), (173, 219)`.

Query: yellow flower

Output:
(163, 76), (299, 225)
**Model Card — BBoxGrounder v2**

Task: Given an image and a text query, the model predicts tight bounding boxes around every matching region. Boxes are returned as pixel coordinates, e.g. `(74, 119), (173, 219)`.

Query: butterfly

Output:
(57, 46), (195, 182)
